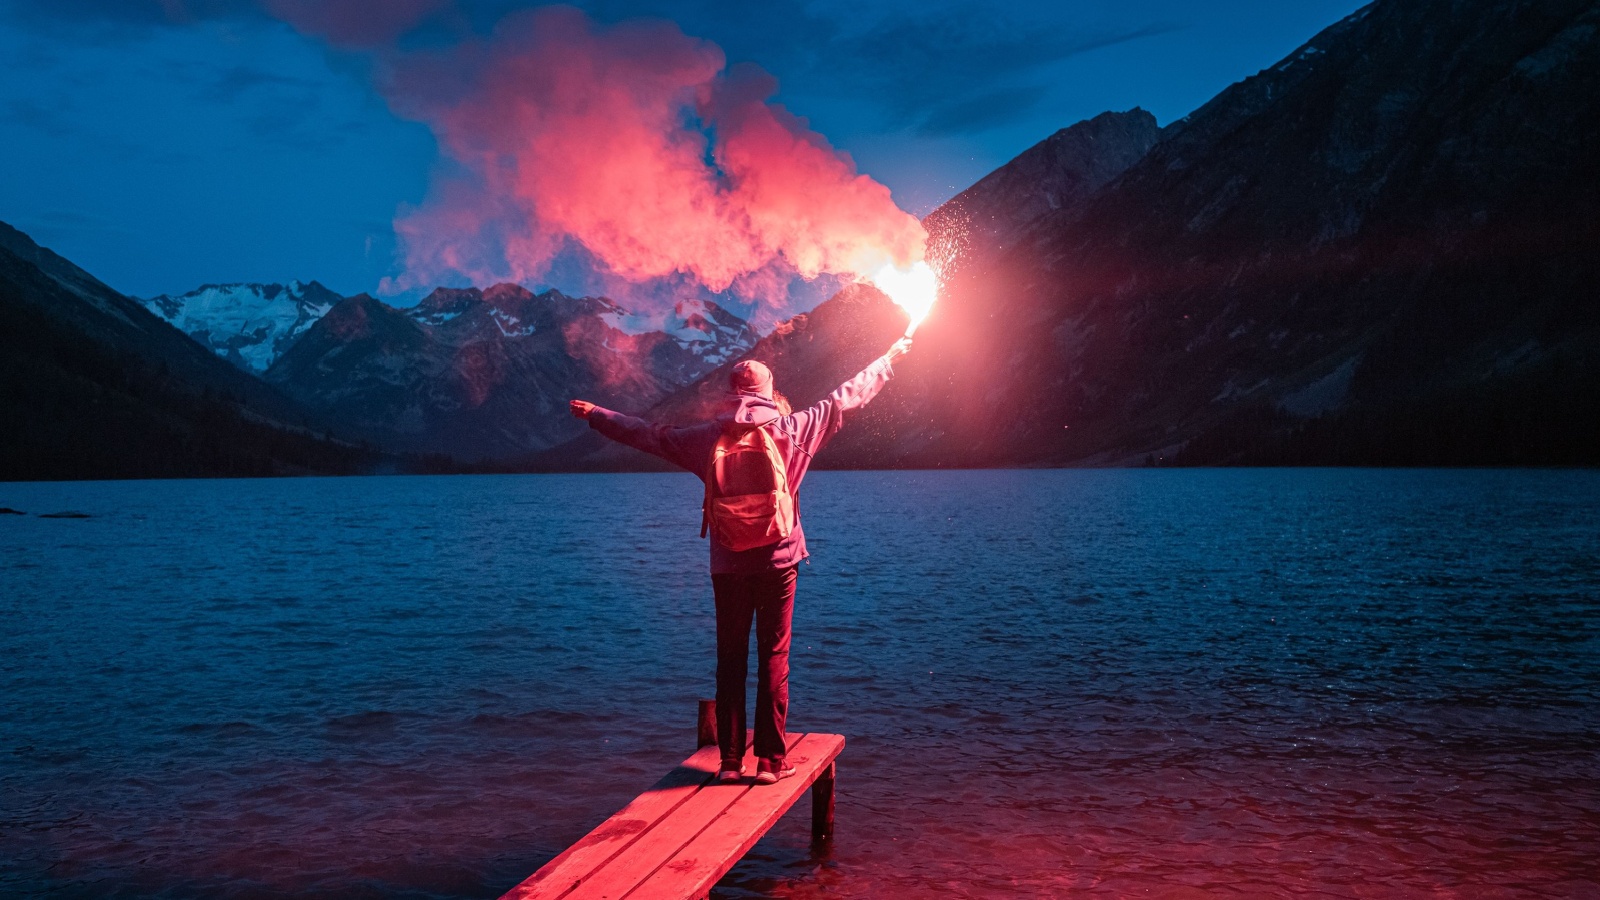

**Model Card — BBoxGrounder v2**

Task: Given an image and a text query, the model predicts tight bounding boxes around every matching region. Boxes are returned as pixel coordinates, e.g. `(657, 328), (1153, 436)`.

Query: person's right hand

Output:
(886, 337), (913, 363)
(569, 399), (596, 419)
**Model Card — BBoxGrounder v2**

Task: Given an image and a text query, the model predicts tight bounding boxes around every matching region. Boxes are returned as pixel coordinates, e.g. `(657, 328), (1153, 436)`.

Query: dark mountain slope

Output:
(994, 0), (1600, 465)
(0, 220), (125, 303)
(552, 0), (1599, 471)
(0, 232), (381, 481)
(923, 109), (1162, 275)
(0, 221), (321, 426)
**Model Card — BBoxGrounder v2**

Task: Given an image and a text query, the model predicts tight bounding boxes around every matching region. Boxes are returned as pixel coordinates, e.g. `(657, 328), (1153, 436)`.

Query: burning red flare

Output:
(868, 260), (940, 336)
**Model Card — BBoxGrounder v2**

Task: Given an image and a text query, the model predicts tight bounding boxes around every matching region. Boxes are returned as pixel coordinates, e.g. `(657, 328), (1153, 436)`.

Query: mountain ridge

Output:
(541, 0), (1599, 472)
(265, 285), (758, 460)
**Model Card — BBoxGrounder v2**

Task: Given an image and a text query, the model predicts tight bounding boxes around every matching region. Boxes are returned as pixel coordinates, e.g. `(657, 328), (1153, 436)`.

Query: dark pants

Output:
(711, 565), (797, 763)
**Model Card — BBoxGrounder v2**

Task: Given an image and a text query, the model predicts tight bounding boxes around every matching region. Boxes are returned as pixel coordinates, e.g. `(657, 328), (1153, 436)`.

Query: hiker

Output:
(569, 336), (912, 785)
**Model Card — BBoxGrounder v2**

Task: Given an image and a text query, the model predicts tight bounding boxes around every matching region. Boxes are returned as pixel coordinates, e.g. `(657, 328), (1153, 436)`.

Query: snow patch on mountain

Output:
(141, 281), (342, 373)
(1275, 44), (1323, 72)
(410, 307), (463, 326)
(598, 297), (757, 365)
(490, 307), (536, 337)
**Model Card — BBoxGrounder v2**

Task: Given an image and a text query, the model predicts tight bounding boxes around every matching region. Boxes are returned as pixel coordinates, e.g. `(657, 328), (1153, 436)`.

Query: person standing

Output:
(569, 336), (911, 784)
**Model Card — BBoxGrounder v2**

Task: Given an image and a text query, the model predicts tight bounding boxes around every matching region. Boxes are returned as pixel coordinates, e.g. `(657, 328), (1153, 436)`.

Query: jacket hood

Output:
(720, 390), (781, 428)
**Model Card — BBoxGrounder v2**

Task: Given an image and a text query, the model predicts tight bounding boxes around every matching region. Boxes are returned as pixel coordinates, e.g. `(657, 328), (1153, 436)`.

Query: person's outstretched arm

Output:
(570, 400), (706, 473)
(788, 337), (912, 455)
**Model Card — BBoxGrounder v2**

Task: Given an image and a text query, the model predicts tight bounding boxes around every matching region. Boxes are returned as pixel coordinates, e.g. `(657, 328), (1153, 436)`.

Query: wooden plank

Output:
(560, 734), (804, 900)
(623, 733), (845, 900)
(501, 744), (721, 900)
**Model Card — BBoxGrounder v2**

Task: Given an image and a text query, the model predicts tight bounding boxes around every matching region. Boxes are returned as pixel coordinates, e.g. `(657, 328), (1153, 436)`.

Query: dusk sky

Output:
(0, 0), (1364, 303)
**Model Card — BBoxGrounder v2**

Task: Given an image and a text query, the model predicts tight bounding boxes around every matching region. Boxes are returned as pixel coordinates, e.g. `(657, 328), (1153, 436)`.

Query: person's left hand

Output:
(886, 337), (913, 362)
(569, 399), (596, 419)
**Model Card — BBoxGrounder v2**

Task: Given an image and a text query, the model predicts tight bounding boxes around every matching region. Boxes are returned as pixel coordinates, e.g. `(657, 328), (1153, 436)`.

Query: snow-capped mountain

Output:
(140, 281), (342, 373)
(265, 285), (759, 460)
(597, 297), (760, 368)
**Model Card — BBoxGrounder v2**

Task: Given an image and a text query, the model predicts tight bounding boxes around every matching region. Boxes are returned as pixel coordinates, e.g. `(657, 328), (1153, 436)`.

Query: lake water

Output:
(2, 470), (1597, 899)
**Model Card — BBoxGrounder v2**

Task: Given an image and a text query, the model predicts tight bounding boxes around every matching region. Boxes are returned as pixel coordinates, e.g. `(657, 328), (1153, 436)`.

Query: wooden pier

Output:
(500, 703), (843, 900)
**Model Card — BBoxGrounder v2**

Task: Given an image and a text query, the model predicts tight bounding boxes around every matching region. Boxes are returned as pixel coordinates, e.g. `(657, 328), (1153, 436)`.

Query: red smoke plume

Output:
(373, 6), (926, 303)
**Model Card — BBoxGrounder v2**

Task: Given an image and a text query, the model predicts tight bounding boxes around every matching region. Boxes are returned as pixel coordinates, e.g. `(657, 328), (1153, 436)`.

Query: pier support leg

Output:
(697, 699), (718, 749)
(811, 761), (836, 844)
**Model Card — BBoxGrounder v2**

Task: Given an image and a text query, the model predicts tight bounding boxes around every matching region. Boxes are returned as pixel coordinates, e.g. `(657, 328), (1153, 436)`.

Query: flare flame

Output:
(870, 261), (940, 336)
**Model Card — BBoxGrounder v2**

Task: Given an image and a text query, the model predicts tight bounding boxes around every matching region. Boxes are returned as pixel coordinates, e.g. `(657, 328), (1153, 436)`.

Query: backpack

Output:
(701, 424), (796, 551)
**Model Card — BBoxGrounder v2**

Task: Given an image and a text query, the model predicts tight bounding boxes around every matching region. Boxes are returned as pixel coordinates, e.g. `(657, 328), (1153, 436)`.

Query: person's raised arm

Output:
(789, 336), (911, 454)
(571, 399), (704, 473)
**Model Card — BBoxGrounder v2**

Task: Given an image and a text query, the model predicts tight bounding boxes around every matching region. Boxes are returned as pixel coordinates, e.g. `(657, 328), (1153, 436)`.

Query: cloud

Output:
(831, 12), (1182, 131)
(4, 0), (1183, 137)
(0, 0), (253, 44)
(32, 209), (101, 225)
(915, 84), (1050, 136)
(4, 97), (78, 138)
(140, 59), (352, 150)
(0, 94), (190, 164)
(258, 0), (450, 47)
(0, 0), (447, 46)
(16, 209), (135, 240)
(196, 64), (315, 101)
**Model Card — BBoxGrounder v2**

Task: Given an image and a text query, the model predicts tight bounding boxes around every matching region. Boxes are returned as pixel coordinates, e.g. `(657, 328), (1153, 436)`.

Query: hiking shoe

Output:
(754, 758), (796, 785)
(715, 760), (745, 783)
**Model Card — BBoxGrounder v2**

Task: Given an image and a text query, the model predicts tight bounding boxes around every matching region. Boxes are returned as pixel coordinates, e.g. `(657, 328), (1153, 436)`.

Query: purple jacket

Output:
(587, 355), (896, 574)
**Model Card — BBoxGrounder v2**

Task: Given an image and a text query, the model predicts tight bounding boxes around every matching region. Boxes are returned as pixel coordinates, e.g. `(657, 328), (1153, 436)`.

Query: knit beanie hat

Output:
(729, 360), (774, 398)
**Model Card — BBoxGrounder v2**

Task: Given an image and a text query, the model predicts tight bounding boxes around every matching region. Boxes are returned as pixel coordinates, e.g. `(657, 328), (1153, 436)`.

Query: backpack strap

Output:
(701, 433), (727, 539)
(700, 477), (710, 539)
(758, 425), (795, 540)
(756, 425), (790, 497)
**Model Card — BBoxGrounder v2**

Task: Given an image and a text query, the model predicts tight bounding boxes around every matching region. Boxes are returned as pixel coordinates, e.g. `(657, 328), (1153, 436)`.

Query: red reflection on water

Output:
(11, 723), (1596, 900)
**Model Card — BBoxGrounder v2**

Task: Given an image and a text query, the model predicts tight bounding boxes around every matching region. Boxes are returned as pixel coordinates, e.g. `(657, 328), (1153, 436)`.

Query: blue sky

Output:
(0, 0), (1365, 301)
